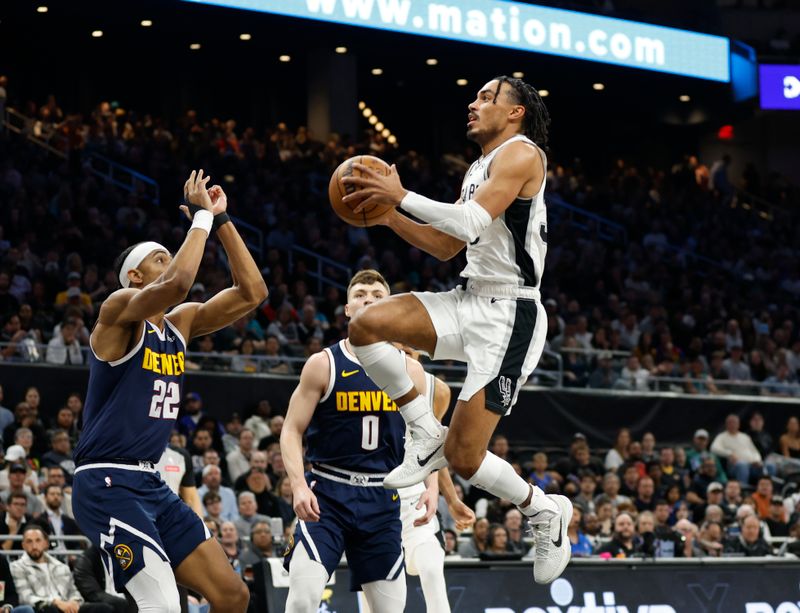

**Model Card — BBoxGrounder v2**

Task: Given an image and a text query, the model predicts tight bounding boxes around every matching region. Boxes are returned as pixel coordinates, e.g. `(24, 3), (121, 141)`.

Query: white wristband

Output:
(190, 209), (213, 235)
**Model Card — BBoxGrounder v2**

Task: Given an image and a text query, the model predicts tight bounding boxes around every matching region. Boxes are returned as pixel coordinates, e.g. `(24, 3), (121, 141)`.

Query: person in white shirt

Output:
(711, 414), (775, 484)
(616, 356), (651, 391)
(226, 429), (254, 483)
(45, 319), (84, 366)
(243, 401), (272, 443)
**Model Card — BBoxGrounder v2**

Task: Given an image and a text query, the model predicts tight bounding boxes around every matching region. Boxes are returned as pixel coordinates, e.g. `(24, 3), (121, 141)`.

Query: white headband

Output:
(118, 242), (168, 288)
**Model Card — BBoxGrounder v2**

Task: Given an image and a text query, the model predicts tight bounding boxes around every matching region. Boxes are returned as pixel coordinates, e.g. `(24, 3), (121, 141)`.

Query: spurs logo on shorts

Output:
(499, 376), (513, 407)
(114, 544), (134, 570)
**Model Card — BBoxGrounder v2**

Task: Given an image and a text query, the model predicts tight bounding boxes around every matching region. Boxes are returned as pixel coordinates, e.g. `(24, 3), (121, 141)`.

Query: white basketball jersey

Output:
(459, 134), (547, 288)
(398, 372), (437, 500)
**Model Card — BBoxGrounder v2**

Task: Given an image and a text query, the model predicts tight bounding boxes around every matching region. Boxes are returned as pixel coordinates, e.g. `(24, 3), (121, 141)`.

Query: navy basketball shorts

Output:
(73, 463), (210, 591)
(283, 473), (403, 591)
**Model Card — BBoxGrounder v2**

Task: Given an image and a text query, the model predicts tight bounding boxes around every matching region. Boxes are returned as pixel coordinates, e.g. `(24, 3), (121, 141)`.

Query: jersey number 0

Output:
(149, 380), (180, 419)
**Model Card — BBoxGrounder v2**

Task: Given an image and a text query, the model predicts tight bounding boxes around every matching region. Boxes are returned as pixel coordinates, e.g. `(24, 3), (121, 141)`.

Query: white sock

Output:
(468, 452), (557, 514)
(351, 341), (415, 399)
(353, 342), (442, 438)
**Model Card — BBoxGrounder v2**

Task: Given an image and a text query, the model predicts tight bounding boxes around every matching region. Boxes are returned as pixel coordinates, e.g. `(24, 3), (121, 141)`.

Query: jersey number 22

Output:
(149, 380), (180, 419)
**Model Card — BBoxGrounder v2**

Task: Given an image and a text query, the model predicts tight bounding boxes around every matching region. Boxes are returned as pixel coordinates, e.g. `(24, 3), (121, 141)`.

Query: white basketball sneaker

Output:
(383, 425), (448, 489)
(529, 494), (572, 584)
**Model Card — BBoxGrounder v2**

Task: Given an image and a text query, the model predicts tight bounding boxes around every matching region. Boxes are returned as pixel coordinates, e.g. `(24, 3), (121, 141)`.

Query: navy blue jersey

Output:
(305, 340), (404, 473)
(75, 319), (187, 463)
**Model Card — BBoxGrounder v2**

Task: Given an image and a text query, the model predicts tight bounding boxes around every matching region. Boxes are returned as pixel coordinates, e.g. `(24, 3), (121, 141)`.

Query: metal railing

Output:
(287, 244), (353, 293)
(547, 193), (628, 244)
(3, 107), (68, 158)
(83, 152), (160, 205)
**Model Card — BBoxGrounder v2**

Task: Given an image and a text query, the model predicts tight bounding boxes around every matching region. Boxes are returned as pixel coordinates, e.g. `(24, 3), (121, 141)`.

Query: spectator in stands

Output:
(637, 510), (682, 558)
(595, 512), (638, 558)
(45, 319), (83, 365)
(443, 529), (458, 556)
(762, 364), (800, 398)
(49, 407), (79, 448)
(1, 492), (35, 551)
(503, 509), (526, 555)
(0, 552), (35, 613)
(567, 505), (593, 557)
(483, 524), (513, 558)
(188, 428), (215, 475)
(705, 482), (734, 523)
(39, 466), (72, 518)
(202, 491), (224, 524)
(634, 476), (656, 512)
(748, 411), (774, 460)
(752, 476), (774, 519)
(240, 521), (279, 568)
(595, 498), (614, 537)
(230, 338), (259, 373)
(766, 496), (789, 537)
(261, 335), (292, 374)
(274, 475), (295, 527)
(686, 455), (721, 517)
(41, 484), (81, 550)
(11, 524), (112, 612)
(605, 428), (631, 472)
(219, 521), (244, 576)
(574, 470), (598, 512)
(561, 337), (589, 387)
(528, 452), (558, 492)
(617, 356), (650, 391)
(72, 546), (130, 613)
(697, 521), (725, 557)
(619, 464), (641, 498)
(685, 357), (720, 395)
(722, 345), (751, 384)
(0, 385), (14, 434)
(243, 400), (272, 443)
(54, 272), (93, 319)
(687, 429), (726, 480)
(41, 430), (75, 483)
(555, 441), (604, 481)
(779, 416), (800, 460)
(711, 414), (772, 484)
(233, 491), (270, 539)
(457, 517), (489, 558)
(1, 464), (43, 515)
(723, 514), (771, 557)
(226, 428), (254, 483)
(176, 392), (205, 438)
(197, 465), (238, 521)
(257, 416), (283, 451)
(233, 452), (280, 518)
(587, 352), (618, 389)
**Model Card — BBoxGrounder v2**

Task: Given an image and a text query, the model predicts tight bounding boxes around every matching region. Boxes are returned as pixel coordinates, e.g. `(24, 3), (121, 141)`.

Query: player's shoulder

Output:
(300, 348), (332, 380)
(496, 138), (541, 165)
(98, 288), (139, 317)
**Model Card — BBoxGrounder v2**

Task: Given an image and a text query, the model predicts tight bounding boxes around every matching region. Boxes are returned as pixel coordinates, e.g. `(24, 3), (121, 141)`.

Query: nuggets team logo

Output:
(283, 534), (295, 558)
(114, 544), (134, 570)
(499, 376), (513, 407)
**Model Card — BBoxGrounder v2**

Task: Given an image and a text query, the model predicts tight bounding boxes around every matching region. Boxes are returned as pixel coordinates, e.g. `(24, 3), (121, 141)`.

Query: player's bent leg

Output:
(410, 540), (450, 613)
(446, 389), (570, 584)
(125, 546), (181, 613)
(174, 537), (249, 613)
(362, 571), (407, 613)
(350, 294), (447, 489)
(349, 293), (438, 355)
(285, 545), (330, 613)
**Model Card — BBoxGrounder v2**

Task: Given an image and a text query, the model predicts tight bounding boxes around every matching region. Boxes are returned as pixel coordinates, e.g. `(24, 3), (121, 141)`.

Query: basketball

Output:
(328, 155), (393, 227)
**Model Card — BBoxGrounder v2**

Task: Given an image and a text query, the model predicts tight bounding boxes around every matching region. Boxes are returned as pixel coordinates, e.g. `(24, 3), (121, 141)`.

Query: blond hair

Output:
(347, 269), (390, 300)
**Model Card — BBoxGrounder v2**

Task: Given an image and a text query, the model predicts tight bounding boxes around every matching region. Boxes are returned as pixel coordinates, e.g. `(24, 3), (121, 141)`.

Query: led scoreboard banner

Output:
(759, 64), (800, 110)
(183, 0), (731, 82)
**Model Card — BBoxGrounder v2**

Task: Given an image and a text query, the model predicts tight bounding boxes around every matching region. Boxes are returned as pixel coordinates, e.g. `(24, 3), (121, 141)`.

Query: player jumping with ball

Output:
(341, 76), (572, 584)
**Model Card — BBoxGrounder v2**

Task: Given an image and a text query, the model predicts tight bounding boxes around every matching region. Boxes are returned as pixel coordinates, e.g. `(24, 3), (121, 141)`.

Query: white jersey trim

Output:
(319, 348), (336, 404)
(89, 322), (147, 368)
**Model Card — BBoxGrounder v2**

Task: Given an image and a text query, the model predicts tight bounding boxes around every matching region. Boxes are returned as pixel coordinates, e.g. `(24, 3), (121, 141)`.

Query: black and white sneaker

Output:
(383, 425), (448, 489)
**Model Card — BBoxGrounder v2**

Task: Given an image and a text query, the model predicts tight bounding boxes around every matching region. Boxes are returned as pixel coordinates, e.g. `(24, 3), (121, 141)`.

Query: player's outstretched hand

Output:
(342, 163), (407, 213)
(413, 489), (439, 527)
(449, 499), (476, 532)
(180, 169), (214, 219)
(293, 483), (321, 522)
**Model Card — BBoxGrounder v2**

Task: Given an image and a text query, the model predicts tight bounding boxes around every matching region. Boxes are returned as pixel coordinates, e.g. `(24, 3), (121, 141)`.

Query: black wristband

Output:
(183, 202), (231, 231)
(212, 211), (231, 230)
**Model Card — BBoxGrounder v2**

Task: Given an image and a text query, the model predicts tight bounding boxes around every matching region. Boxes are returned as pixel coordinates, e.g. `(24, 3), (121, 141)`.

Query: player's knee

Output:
(349, 307), (382, 345)
(445, 441), (482, 479)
